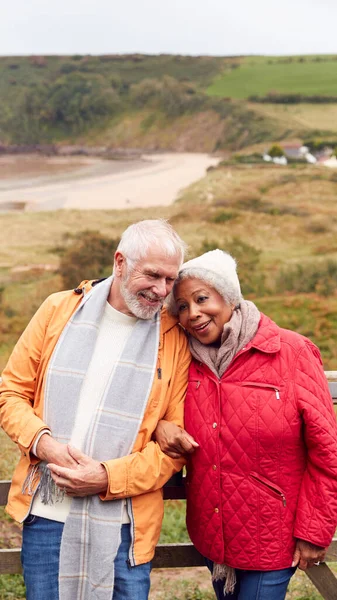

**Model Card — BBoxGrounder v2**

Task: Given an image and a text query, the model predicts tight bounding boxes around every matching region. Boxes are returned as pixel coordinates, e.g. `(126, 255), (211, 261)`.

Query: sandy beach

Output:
(0, 153), (219, 211)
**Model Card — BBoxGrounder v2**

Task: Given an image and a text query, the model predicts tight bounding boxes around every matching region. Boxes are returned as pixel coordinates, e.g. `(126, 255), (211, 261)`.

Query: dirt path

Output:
(0, 153), (219, 211)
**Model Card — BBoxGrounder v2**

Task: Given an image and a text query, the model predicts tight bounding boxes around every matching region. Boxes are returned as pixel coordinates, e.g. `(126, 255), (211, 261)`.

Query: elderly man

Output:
(0, 219), (190, 600)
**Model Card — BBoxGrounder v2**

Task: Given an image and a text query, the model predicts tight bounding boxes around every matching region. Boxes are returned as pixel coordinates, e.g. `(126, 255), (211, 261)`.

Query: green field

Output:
(207, 55), (337, 99)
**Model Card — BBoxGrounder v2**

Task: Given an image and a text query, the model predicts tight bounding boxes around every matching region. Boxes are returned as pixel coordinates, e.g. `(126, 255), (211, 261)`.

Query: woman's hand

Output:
(292, 539), (326, 570)
(154, 420), (199, 458)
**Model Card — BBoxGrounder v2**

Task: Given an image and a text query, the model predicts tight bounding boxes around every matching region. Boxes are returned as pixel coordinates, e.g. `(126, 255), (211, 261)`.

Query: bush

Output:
(210, 211), (239, 223)
(305, 221), (330, 234)
(304, 139), (337, 152)
(232, 153), (264, 164)
(268, 144), (285, 158)
(249, 93), (337, 104)
(46, 72), (121, 131)
(159, 76), (205, 117)
(4, 72), (122, 142)
(129, 78), (162, 108)
(276, 260), (337, 296)
(129, 76), (206, 117)
(58, 231), (119, 289)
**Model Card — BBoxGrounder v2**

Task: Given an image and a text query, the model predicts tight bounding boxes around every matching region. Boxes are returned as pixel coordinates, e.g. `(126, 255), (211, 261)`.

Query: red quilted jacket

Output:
(184, 313), (337, 570)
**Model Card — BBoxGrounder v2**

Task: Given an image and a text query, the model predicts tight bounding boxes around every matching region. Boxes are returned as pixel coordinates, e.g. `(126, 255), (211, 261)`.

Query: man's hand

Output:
(35, 434), (79, 469)
(292, 539), (326, 570)
(154, 420), (199, 459)
(48, 445), (108, 497)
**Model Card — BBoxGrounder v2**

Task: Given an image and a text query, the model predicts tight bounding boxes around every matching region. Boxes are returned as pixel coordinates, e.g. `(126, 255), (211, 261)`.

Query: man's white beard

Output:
(120, 278), (163, 320)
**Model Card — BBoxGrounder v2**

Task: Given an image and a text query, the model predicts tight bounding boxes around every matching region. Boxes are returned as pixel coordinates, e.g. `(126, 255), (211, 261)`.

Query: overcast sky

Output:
(1, 0), (337, 57)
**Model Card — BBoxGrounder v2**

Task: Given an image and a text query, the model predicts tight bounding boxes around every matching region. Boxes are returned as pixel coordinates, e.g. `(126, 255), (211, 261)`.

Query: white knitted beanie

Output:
(167, 249), (242, 315)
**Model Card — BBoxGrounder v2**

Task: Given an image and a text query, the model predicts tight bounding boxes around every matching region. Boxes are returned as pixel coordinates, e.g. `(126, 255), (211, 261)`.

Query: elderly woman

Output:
(155, 249), (337, 600)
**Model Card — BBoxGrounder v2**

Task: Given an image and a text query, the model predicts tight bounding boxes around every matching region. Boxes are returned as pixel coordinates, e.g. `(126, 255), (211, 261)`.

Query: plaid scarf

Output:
(37, 276), (159, 599)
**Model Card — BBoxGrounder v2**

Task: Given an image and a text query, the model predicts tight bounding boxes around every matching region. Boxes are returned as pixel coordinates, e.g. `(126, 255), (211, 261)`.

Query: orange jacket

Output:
(0, 282), (190, 565)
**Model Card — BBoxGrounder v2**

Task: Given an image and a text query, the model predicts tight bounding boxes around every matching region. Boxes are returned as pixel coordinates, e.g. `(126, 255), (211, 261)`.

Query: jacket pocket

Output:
(188, 378), (201, 390)
(242, 381), (281, 400)
(249, 472), (286, 506)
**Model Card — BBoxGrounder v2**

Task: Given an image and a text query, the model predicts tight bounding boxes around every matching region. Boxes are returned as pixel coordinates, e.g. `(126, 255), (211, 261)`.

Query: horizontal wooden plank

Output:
(153, 543), (204, 569)
(0, 479), (188, 504)
(325, 372), (337, 382)
(0, 549), (21, 575)
(163, 485), (186, 500)
(1, 541), (337, 575)
(329, 382), (337, 400)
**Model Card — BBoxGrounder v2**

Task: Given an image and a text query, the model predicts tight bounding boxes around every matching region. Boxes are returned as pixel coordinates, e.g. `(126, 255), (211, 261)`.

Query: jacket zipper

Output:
(127, 498), (136, 567)
(157, 354), (162, 380)
(214, 377), (226, 562)
(250, 472), (286, 506)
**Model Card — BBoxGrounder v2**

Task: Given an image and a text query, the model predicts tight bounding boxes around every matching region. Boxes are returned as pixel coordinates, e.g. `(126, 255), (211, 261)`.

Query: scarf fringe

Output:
(22, 463), (65, 505)
(212, 563), (236, 595)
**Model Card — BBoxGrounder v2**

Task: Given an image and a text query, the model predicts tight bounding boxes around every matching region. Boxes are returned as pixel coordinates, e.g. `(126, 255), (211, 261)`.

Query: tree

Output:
(268, 144), (285, 158)
(46, 72), (121, 131)
(4, 72), (122, 142)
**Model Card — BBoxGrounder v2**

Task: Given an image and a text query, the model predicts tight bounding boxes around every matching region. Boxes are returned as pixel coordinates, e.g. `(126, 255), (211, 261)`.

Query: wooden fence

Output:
(1, 373), (337, 599)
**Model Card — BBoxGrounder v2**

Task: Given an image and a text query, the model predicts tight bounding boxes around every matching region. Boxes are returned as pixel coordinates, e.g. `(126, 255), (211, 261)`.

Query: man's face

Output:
(118, 247), (181, 319)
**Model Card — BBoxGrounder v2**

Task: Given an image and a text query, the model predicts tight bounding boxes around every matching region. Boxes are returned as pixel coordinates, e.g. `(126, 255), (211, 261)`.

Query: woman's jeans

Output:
(21, 516), (151, 600)
(205, 557), (296, 600)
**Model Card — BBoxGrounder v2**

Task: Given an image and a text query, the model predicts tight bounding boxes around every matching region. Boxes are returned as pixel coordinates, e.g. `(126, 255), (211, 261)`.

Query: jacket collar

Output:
(244, 313), (281, 355)
(158, 307), (180, 349)
(194, 312), (281, 377)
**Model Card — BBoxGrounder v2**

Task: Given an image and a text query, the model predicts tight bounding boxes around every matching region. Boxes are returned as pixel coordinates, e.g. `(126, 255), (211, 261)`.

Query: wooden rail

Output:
(1, 374), (337, 599)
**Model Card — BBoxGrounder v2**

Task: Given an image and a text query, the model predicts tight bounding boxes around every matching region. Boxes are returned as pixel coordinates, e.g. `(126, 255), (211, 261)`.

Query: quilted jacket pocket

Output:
(250, 472), (286, 506)
(242, 381), (281, 400)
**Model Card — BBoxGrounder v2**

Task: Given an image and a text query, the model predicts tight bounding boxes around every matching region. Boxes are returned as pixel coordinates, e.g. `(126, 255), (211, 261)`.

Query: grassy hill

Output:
(1, 54), (337, 151)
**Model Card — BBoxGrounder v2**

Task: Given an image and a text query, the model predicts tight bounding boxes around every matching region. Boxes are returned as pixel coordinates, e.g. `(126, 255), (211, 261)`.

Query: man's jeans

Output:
(205, 557), (296, 600)
(21, 516), (151, 600)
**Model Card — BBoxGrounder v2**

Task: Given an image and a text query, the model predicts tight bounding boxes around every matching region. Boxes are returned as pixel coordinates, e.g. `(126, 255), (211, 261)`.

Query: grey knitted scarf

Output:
(24, 276), (160, 600)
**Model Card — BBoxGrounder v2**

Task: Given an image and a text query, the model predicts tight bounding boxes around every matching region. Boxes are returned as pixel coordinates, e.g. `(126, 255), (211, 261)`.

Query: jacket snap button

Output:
(213, 465), (217, 470)
(212, 422), (217, 429)
(214, 507), (219, 513)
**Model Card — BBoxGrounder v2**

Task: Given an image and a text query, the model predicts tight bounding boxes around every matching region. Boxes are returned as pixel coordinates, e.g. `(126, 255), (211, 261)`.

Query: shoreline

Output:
(0, 152), (219, 212)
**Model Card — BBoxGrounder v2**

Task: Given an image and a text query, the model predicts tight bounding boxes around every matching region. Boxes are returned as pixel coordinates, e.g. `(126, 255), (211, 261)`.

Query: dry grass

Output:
(248, 102), (337, 134)
(177, 164), (337, 268)
(89, 110), (223, 153)
(0, 205), (177, 271)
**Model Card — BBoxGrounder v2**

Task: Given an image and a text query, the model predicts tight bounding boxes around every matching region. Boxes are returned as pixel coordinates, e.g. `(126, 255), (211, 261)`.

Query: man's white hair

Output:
(115, 219), (187, 270)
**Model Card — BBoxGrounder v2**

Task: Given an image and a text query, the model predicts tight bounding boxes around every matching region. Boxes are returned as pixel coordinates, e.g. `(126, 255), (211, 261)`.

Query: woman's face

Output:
(175, 277), (233, 345)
